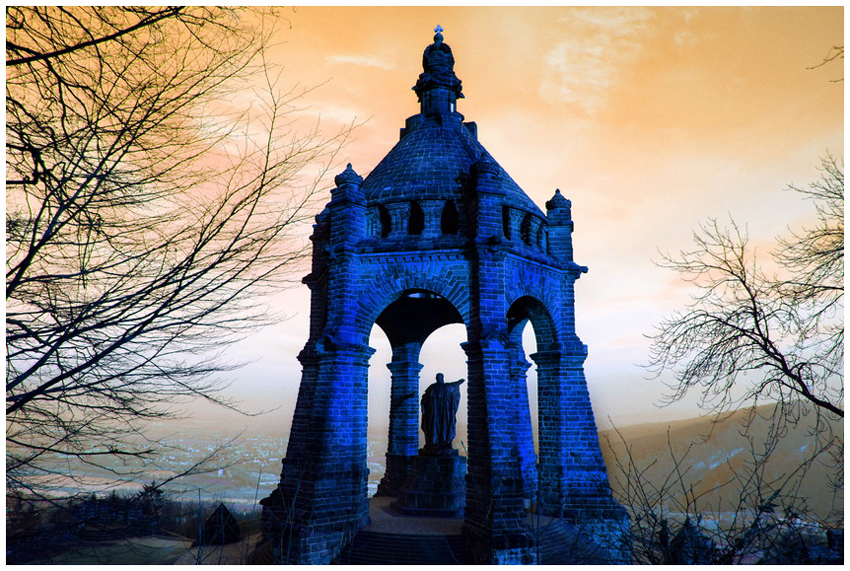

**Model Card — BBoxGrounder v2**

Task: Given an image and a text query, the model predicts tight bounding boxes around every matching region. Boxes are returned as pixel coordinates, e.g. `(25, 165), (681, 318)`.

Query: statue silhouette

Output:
(421, 373), (465, 456)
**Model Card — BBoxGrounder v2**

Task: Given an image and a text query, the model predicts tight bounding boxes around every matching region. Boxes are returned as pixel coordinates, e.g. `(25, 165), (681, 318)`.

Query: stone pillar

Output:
(532, 347), (565, 507)
(532, 347), (624, 522)
(462, 154), (536, 564)
(377, 342), (422, 497)
(509, 349), (537, 504)
(384, 202), (409, 237)
(420, 199), (444, 237)
(527, 216), (542, 251)
(508, 209), (525, 244)
(462, 337), (535, 565)
(263, 338), (375, 565)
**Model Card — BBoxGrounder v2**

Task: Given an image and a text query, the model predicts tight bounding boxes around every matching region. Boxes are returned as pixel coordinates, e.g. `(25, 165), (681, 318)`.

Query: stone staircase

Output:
(250, 498), (616, 565)
(332, 530), (472, 565)
(532, 517), (616, 564)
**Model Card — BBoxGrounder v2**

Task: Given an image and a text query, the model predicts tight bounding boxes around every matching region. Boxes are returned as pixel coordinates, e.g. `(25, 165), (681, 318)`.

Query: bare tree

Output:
(6, 7), (350, 500)
(647, 155), (844, 431)
(604, 417), (841, 564)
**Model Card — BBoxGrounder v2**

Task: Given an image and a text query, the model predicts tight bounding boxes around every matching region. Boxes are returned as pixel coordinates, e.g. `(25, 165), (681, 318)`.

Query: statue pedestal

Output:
(391, 451), (466, 518)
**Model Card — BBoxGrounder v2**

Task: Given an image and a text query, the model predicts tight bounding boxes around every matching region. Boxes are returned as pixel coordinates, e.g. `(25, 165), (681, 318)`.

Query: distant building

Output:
(260, 28), (627, 564)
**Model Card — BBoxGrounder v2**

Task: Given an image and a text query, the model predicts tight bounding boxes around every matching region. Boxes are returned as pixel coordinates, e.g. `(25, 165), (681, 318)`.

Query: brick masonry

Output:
(260, 29), (628, 564)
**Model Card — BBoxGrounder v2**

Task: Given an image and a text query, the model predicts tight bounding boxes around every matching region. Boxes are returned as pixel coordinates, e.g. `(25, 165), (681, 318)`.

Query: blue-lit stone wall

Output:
(260, 159), (626, 563)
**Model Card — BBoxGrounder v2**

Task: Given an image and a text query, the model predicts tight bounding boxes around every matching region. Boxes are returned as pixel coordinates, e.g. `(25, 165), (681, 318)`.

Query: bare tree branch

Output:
(647, 156), (843, 427)
(6, 6), (352, 500)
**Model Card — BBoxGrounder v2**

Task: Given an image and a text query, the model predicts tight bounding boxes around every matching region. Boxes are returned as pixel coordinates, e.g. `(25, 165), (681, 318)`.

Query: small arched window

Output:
(441, 200), (459, 234)
(520, 214), (533, 245)
(378, 204), (391, 238)
(408, 201), (424, 235)
(537, 225), (547, 251)
(502, 205), (511, 239)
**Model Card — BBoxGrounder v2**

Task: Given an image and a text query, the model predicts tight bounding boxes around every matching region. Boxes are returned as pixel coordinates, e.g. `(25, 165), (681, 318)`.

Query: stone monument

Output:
(421, 373), (464, 456)
(260, 27), (628, 565)
(393, 374), (467, 517)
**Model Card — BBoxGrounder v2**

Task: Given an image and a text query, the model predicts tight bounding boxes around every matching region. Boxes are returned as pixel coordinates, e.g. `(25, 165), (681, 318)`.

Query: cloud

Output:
(541, 7), (655, 115)
(326, 54), (394, 70)
(673, 30), (698, 48)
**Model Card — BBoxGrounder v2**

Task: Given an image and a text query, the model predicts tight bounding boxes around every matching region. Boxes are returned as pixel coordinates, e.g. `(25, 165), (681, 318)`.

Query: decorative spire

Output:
(546, 189), (571, 211)
(334, 163), (363, 187)
(413, 26), (464, 109)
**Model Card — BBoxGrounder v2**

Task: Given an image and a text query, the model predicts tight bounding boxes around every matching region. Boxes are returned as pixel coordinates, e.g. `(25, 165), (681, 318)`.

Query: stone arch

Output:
(506, 295), (558, 351)
(506, 269), (561, 349)
(375, 289), (464, 350)
(504, 295), (559, 504)
(356, 264), (471, 343)
(361, 271), (469, 500)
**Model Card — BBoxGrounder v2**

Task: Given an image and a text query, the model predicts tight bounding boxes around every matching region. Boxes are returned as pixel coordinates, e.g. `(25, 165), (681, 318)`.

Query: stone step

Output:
(331, 530), (472, 565)
(531, 518), (615, 564)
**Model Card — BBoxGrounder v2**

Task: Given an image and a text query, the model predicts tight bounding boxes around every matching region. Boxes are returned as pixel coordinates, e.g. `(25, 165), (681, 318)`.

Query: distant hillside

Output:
(598, 404), (843, 523)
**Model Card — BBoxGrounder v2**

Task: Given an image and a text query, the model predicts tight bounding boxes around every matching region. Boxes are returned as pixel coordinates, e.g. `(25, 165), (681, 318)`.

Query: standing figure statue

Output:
(421, 373), (465, 456)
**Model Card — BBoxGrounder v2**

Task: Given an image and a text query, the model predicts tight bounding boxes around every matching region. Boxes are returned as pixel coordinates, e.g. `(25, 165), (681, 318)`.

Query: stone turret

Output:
(329, 163), (366, 246)
(546, 188), (574, 262)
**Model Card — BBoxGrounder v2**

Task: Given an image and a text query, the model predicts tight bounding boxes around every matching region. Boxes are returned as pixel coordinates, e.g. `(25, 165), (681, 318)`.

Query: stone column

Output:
(531, 347), (564, 511)
(266, 339), (375, 565)
(508, 209), (525, 244)
(509, 349), (537, 504)
(377, 342), (422, 497)
(463, 337), (534, 564)
(420, 199), (444, 237)
(462, 154), (535, 564)
(384, 202), (409, 237)
(532, 346), (624, 521)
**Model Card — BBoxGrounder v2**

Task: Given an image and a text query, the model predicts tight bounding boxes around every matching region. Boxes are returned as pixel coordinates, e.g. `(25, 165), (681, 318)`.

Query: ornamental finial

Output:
(334, 163), (363, 187)
(546, 188), (571, 211)
(433, 24), (444, 43)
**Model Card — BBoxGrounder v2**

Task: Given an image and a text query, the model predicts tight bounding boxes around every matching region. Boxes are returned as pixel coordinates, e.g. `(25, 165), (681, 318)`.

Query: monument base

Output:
(392, 452), (466, 518)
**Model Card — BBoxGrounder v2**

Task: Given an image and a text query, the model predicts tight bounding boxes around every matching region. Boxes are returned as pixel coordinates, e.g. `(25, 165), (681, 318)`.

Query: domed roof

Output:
(360, 29), (544, 218)
(361, 122), (543, 216)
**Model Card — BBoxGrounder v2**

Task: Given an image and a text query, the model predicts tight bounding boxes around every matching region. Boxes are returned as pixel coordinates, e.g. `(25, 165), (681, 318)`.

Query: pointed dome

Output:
(361, 29), (543, 218)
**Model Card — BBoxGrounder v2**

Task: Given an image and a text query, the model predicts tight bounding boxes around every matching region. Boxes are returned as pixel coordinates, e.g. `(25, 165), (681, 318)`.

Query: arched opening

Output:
(369, 288), (466, 499)
(520, 213), (532, 245)
(441, 200), (459, 234)
(506, 296), (559, 506)
(418, 323), (468, 450)
(378, 204), (391, 238)
(367, 325), (393, 496)
(502, 205), (512, 239)
(408, 201), (424, 235)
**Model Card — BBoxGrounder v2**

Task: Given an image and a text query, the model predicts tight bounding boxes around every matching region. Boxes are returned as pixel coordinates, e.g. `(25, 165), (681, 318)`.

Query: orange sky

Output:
(210, 6), (843, 433)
